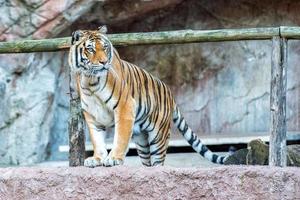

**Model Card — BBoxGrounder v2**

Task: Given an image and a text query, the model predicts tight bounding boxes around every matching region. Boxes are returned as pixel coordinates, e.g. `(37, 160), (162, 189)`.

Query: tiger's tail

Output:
(173, 105), (227, 164)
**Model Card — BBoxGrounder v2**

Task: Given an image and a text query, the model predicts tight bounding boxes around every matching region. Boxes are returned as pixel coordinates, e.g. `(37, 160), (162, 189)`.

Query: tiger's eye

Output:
(86, 47), (94, 53)
(103, 44), (108, 50)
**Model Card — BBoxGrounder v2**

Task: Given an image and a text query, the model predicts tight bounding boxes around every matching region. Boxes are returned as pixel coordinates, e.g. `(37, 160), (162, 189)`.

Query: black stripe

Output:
(183, 123), (188, 133)
(144, 96), (160, 130)
(104, 79), (116, 104)
(220, 157), (224, 164)
(89, 77), (100, 86)
(153, 121), (171, 145)
(79, 47), (83, 62)
(146, 81), (159, 131)
(177, 117), (184, 130)
(124, 63), (134, 102)
(133, 67), (143, 121)
(139, 98), (151, 127)
(149, 75), (159, 111)
(149, 120), (169, 146)
(199, 145), (208, 156)
(100, 72), (109, 92)
(144, 120), (153, 131)
(173, 113), (179, 122)
(188, 132), (197, 144)
(149, 132), (162, 146)
(137, 154), (151, 160)
(79, 47), (88, 69)
(139, 115), (148, 128)
(75, 45), (79, 68)
(156, 83), (168, 130)
(120, 60), (126, 74)
(113, 90), (122, 110)
(136, 143), (150, 149)
(125, 62), (131, 86)
(91, 85), (101, 93)
(212, 154), (218, 163)
(193, 139), (200, 148)
(95, 125), (106, 130)
(141, 71), (151, 117)
(130, 66), (139, 98)
(135, 106), (144, 123)
(150, 125), (170, 148)
(173, 106), (180, 123)
(80, 81), (93, 92)
(128, 64), (135, 97)
(137, 148), (150, 155)
(146, 101), (160, 132)
(81, 99), (89, 107)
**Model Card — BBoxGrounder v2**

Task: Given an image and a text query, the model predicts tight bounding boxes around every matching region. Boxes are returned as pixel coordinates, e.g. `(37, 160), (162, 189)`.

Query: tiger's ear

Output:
(98, 25), (108, 34)
(71, 30), (83, 45)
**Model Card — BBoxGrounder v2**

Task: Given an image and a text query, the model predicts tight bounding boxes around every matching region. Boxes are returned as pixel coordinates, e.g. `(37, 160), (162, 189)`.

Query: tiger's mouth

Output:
(80, 66), (108, 76)
(78, 59), (110, 76)
(90, 66), (107, 74)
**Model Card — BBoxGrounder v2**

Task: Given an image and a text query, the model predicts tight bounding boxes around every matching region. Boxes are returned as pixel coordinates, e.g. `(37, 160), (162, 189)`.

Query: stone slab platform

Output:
(0, 166), (299, 200)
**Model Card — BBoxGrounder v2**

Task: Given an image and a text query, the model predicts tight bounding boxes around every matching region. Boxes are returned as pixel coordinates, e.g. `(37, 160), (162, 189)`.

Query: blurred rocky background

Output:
(0, 0), (300, 165)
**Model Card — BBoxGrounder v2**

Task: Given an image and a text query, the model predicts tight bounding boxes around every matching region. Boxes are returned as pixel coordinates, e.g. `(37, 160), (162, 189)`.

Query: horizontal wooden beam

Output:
(0, 27), (280, 54)
(280, 26), (300, 39)
(0, 37), (70, 54)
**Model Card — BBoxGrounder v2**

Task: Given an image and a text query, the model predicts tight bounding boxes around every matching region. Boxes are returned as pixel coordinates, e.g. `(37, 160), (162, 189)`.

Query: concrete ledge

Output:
(0, 166), (299, 199)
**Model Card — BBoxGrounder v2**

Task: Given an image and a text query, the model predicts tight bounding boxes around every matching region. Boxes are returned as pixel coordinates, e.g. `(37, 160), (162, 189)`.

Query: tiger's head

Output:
(69, 25), (114, 76)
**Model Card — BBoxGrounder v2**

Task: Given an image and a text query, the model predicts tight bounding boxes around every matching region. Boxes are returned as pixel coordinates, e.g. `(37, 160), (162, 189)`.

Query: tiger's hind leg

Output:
(133, 132), (151, 167)
(148, 128), (171, 166)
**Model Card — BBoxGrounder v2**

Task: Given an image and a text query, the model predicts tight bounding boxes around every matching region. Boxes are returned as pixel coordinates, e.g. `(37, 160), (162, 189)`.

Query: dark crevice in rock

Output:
(0, 113), (21, 131)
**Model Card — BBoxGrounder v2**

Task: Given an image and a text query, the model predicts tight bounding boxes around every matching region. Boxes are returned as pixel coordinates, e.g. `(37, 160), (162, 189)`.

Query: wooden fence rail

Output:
(1, 26), (298, 167)
(0, 27), (280, 53)
(1, 26), (300, 54)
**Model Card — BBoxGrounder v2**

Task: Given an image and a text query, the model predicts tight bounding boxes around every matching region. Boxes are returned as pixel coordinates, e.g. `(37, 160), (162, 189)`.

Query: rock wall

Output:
(0, 0), (97, 165)
(1, 0), (300, 164)
(0, 166), (299, 199)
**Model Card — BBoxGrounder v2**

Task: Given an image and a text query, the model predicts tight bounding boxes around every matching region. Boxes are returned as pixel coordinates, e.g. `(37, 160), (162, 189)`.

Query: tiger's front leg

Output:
(83, 111), (108, 168)
(103, 98), (136, 167)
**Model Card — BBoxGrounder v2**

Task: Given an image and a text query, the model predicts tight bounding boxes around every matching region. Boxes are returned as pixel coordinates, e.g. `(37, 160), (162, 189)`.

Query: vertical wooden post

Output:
(269, 36), (287, 167)
(68, 71), (85, 166)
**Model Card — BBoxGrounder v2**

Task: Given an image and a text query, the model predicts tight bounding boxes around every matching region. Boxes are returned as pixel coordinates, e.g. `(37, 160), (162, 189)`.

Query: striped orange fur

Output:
(68, 26), (227, 167)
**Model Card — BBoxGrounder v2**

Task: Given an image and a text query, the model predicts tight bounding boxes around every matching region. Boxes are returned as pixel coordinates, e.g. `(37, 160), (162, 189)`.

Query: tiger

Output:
(68, 25), (228, 167)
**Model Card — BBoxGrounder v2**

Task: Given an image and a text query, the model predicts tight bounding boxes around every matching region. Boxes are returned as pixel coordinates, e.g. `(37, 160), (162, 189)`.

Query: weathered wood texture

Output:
(68, 72), (85, 166)
(0, 27), (280, 53)
(269, 36), (287, 167)
(280, 26), (300, 39)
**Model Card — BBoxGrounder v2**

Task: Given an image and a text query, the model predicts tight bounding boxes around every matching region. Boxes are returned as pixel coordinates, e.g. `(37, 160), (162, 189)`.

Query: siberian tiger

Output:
(68, 26), (228, 167)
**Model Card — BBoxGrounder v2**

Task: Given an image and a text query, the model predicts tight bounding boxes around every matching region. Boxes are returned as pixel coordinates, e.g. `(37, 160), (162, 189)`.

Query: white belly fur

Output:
(81, 93), (114, 127)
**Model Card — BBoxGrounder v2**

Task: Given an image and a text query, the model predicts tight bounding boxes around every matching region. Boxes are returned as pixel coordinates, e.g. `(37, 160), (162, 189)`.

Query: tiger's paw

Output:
(84, 156), (103, 168)
(103, 156), (124, 167)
